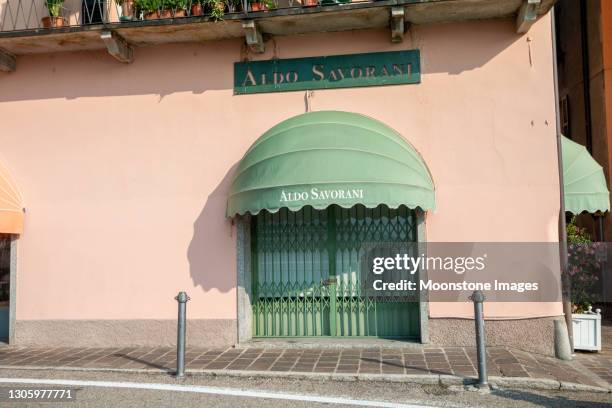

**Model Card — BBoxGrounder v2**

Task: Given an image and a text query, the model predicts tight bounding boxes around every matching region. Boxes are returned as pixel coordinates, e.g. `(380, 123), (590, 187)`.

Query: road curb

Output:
(489, 377), (611, 393)
(0, 365), (609, 393)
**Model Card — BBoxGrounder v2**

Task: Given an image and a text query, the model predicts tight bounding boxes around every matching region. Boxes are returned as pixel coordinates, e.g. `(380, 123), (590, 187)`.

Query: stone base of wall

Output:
(14, 317), (561, 354)
(15, 319), (237, 348)
(428, 317), (560, 356)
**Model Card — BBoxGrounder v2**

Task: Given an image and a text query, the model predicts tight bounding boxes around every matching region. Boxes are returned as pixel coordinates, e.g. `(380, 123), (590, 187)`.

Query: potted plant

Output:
(225, 0), (241, 13)
(190, 0), (204, 16)
(248, 0), (262, 12)
(206, 0), (224, 20)
(118, 0), (136, 21)
(42, 0), (67, 28)
(163, 0), (188, 17)
(249, 0), (273, 11)
(135, 0), (160, 19)
(567, 218), (605, 351)
(137, 0), (187, 19)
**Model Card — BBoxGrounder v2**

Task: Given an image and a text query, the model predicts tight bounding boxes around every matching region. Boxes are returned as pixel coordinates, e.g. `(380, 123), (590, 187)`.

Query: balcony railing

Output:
(0, 0), (370, 33)
(0, 0), (554, 70)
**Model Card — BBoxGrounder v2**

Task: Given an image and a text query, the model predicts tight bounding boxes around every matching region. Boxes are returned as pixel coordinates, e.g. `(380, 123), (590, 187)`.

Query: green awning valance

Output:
(562, 135), (610, 214)
(227, 111), (435, 217)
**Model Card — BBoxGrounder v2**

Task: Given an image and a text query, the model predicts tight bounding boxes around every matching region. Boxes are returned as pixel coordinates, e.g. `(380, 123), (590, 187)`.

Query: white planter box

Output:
(572, 309), (602, 351)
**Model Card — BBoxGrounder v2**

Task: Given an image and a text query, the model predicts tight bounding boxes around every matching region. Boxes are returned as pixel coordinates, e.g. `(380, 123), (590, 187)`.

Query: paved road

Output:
(0, 369), (610, 407)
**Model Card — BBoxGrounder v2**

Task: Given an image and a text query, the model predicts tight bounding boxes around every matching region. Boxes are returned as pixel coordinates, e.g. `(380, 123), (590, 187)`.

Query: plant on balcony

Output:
(136, 0), (188, 19)
(249, 0), (274, 12)
(163, 0), (189, 17)
(42, 0), (67, 28)
(135, 0), (160, 19)
(190, 0), (204, 16)
(225, 0), (241, 12)
(301, 0), (317, 7)
(206, 0), (224, 20)
(118, 0), (136, 21)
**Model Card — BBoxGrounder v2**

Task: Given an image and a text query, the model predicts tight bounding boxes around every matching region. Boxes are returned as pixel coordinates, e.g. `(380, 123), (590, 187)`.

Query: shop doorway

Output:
(251, 204), (420, 339)
(0, 235), (11, 342)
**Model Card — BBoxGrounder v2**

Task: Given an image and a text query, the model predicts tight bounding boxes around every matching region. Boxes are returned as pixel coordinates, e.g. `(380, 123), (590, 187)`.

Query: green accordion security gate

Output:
(251, 204), (420, 338)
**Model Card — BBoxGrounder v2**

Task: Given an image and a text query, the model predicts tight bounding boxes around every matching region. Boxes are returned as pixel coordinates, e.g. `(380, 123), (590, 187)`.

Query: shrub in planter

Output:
(567, 217), (605, 313)
(42, 0), (67, 28)
(566, 218), (605, 351)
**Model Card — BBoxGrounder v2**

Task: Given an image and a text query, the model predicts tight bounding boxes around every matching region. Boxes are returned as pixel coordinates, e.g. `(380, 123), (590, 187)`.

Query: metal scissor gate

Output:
(251, 204), (420, 338)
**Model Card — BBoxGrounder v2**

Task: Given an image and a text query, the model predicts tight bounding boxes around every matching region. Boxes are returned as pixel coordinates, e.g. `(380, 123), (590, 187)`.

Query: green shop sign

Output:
(234, 50), (421, 95)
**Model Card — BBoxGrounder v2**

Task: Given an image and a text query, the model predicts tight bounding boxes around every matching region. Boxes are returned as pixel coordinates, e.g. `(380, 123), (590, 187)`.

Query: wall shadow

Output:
(114, 353), (173, 371)
(491, 389), (611, 408)
(0, 40), (238, 102)
(0, 19), (527, 102)
(187, 162), (239, 293)
(416, 19), (524, 76)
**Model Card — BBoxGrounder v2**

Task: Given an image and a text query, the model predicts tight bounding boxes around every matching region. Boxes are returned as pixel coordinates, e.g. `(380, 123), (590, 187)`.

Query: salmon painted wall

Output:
(0, 15), (562, 321)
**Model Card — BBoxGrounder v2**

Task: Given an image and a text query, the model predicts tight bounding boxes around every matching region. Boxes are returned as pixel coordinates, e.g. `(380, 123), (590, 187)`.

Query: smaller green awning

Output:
(562, 136), (610, 214)
(227, 111), (435, 217)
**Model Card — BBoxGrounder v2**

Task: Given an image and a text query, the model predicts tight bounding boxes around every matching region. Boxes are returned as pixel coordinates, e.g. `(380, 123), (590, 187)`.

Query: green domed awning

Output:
(227, 111), (435, 217)
(562, 136), (610, 214)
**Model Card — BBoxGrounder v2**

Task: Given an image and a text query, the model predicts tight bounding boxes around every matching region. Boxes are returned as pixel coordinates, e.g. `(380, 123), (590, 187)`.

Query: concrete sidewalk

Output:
(0, 345), (610, 392)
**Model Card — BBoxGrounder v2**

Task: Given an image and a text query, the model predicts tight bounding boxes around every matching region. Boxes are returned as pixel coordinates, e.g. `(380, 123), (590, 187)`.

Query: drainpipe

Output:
(551, 6), (573, 360)
(580, 0), (593, 153)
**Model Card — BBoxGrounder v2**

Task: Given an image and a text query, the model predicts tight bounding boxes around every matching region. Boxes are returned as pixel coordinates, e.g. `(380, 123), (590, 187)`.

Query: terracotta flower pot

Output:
(302, 0), (317, 7)
(41, 16), (67, 28)
(250, 2), (266, 11)
(150, 9), (185, 18)
(120, 0), (135, 19)
(191, 3), (203, 15)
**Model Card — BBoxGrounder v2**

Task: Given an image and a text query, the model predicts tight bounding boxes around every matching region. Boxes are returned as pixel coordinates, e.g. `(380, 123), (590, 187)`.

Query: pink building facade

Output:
(0, 0), (565, 355)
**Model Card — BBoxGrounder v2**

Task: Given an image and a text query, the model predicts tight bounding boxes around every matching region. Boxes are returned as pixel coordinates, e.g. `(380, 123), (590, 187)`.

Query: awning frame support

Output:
(0, 47), (15, 72)
(516, 0), (542, 34)
(390, 6), (406, 43)
(243, 20), (265, 54)
(101, 30), (133, 64)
